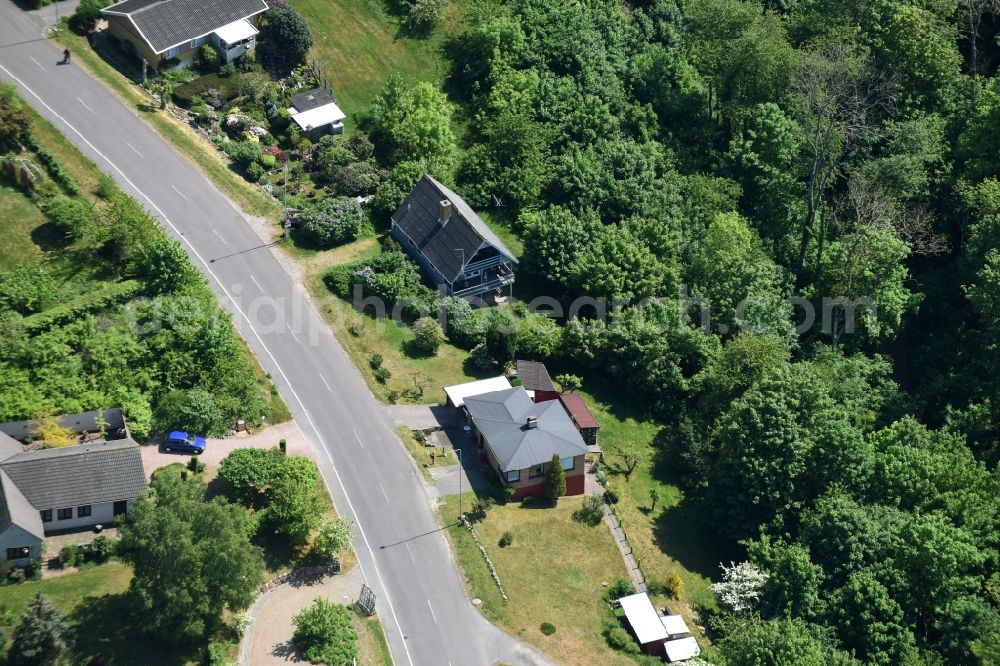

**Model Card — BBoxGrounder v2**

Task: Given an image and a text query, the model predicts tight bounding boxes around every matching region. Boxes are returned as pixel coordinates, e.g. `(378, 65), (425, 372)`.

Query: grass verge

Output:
(439, 493), (638, 666)
(395, 425), (456, 483)
(53, 27), (283, 221)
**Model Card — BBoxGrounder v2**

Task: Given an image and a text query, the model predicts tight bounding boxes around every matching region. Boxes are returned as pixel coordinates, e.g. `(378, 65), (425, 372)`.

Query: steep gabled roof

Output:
(515, 360), (556, 392)
(464, 388), (587, 472)
(103, 0), (269, 54)
(0, 469), (44, 541)
(1, 440), (147, 511)
(391, 175), (517, 283)
(0, 432), (22, 464)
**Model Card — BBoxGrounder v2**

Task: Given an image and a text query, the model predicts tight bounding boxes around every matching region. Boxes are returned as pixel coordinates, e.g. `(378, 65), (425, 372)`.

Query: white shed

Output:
(619, 592), (668, 652)
(665, 636), (701, 662)
(444, 376), (512, 409)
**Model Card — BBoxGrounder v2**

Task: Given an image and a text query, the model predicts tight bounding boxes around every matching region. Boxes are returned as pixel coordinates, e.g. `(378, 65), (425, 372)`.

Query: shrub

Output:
(556, 373), (583, 392)
(663, 571), (685, 599)
(89, 535), (118, 562)
(225, 140), (262, 169)
(42, 195), (93, 239)
(467, 497), (495, 524)
(606, 578), (635, 601)
(471, 343), (493, 369)
(206, 641), (229, 666)
(187, 456), (206, 474)
(369, 353), (384, 369)
(373, 366), (391, 383)
(70, 0), (111, 33)
(196, 44), (221, 72)
(545, 453), (566, 504)
(312, 517), (354, 559)
(539, 622), (556, 636)
(96, 174), (117, 199)
(605, 625), (639, 654)
(60, 544), (79, 567)
(498, 531), (513, 548)
(262, 5), (313, 74)
(246, 162), (265, 182)
(572, 495), (605, 526)
(410, 317), (446, 355)
(0, 264), (56, 315)
(407, 0), (448, 29)
(604, 485), (620, 504)
(297, 197), (363, 247)
(26, 136), (80, 195)
(232, 611), (252, 638)
(218, 63), (236, 78)
(292, 599), (358, 665)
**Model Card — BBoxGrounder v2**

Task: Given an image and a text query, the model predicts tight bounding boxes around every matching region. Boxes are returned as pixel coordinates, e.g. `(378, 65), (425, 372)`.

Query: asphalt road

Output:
(0, 6), (550, 666)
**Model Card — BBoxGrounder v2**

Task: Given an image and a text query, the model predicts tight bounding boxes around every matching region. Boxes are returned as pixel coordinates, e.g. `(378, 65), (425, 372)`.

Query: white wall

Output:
(41, 501), (120, 532)
(0, 525), (41, 563)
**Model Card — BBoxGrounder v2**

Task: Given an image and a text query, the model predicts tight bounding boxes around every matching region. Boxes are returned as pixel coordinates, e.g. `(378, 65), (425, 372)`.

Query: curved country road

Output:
(0, 5), (551, 666)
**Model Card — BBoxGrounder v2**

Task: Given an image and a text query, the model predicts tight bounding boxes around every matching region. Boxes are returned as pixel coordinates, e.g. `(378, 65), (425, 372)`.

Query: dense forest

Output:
(355, 0), (1000, 662)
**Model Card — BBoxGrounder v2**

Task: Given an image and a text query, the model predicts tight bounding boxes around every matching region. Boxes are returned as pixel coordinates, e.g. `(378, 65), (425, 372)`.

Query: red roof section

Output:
(559, 394), (599, 429)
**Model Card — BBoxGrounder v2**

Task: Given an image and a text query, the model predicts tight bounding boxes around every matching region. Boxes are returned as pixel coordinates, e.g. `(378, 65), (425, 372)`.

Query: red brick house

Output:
(464, 387), (588, 500)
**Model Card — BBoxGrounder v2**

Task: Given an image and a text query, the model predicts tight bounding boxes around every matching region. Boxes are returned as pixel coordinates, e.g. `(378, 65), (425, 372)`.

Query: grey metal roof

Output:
(464, 388), (588, 472)
(1, 440), (147, 511)
(515, 360), (556, 392)
(392, 175), (517, 283)
(0, 407), (128, 443)
(291, 89), (335, 113)
(103, 0), (269, 53)
(0, 469), (44, 541)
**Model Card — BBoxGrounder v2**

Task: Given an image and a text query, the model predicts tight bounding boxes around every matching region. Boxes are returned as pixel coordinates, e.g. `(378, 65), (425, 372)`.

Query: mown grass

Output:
(53, 27), (283, 221)
(0, 562), (132, 619)
(289, 0), (467, 121)
(355, 610), (394, 666)
(0, 183), (47, 268)
(439, 493), (638, 666)
(396, 425), (456, 482)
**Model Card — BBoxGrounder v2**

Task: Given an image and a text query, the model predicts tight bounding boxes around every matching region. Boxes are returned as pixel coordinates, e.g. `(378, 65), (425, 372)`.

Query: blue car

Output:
(164, 431), (207, 454)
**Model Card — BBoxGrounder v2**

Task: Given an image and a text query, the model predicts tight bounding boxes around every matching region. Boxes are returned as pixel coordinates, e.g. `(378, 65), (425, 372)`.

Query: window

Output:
(165, 46), (179, 58)
(506, 469), (519, 483)
(57, 507), (73, 520)
(561, 456), (575, 471)
(528, 464), (545, 479)
(6, 547), (30, 560)
(40, 509), (52, 523)
(190, 36), (205, 48)
(77, 505), (92, 518)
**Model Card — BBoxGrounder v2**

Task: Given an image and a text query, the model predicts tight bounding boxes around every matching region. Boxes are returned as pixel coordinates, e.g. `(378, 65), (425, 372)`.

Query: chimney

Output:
(526, 416), (539, 429)
(438, 199), (453, 226)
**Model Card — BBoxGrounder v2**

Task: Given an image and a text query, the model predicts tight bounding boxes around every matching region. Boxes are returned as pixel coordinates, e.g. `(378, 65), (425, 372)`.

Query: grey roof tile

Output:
(464, 388), (587, 472)
(104, 0), (268, 53)
(515, 360), (556, 392)
(1, 440), (147, 512)
(0, 469), (44, 541)
(392, 175), (517, 283)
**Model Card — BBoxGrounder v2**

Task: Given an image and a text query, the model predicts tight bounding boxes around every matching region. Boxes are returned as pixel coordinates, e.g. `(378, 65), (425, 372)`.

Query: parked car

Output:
(164, 431), (207, 454)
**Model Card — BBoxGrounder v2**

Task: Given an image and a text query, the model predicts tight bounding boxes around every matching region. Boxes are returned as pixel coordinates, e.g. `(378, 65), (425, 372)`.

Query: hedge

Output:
(21, 279), (143, 335)
(25, 134), (80, 195)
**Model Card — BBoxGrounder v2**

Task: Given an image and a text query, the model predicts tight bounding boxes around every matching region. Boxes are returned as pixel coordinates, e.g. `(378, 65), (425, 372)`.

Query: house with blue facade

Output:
(390, 175), (517, 302)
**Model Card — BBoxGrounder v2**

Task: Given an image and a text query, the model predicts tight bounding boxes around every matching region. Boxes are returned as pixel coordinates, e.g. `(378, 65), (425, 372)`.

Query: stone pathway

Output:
(240, 566), (365, 665)
(604, 505), (648, 593)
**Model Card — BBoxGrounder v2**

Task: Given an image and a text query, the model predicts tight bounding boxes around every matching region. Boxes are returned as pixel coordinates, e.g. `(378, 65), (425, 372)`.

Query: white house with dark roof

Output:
(391, 175), (517, 302)
(0, 431), (146, 565)
(102, 0), (269, 70)
(463, 387), (588, 500)
(288, 89), (346, 140)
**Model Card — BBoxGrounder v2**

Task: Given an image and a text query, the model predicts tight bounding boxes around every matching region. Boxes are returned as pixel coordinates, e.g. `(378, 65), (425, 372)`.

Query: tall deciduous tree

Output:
(263, 5), (313, 74)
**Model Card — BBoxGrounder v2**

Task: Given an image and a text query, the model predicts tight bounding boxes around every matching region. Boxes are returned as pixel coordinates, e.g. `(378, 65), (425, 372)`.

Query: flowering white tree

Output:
(711, 561), (768, 614)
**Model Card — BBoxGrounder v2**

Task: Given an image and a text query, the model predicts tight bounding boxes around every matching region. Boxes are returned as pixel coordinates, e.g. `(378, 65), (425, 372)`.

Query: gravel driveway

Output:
(140, 420), (311, 478)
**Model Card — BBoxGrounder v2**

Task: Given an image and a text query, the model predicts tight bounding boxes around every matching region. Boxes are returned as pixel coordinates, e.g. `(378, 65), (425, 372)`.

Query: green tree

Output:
(134, 233), (199, 294)
(313, 518), (354, 560)
(118, 473), (265, 643)
(0, 265), (56, 315)
(263, 5), (313, 74)
(43, 195), (95, 240)
(545, 453), (566, 504)
(750, 539), (825, 621)
(827, 569), (916, 666)
(719, 616), (859, 666)
(293, 599), (358, 665)
(367, 77), (455, 165)
(0, 84), (31, 149)
(266, 456), (323, 545)
(6, 593), (70, 666)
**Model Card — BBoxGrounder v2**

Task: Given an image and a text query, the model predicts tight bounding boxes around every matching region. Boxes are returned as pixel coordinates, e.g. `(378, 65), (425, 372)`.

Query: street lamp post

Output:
(455, 447), (463, 524)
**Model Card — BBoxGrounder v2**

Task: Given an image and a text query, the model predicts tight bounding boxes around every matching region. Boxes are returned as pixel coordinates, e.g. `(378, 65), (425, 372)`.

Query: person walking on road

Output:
(61, 48), (70, 65)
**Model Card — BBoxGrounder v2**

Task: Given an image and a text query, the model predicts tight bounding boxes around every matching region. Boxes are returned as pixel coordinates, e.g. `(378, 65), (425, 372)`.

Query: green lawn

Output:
(0, 183), (47, 268)
(0, 562), (132, 619)
(396, 425), (456, 482)
(289, 0), (466, 121)
(439, 494), (638, 666)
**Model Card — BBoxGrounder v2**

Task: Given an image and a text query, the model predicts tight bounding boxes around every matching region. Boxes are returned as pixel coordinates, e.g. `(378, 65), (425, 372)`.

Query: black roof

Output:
(291, 89), (335, 113)
(103, 0), (269, 53)
(391, 175), (517, 284)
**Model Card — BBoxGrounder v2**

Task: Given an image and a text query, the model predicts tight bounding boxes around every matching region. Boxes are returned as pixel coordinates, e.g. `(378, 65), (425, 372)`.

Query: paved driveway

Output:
(0, 7), (550, 665)
(140, 421), (310, 478)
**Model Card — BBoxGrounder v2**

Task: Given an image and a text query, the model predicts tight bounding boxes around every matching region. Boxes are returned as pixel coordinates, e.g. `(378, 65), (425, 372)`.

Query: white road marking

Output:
(211, 228), (230, 247)
(170, 184), (189, 200)
(75, 96), (94, 114)
(0, 64), (417, 666)
(285, 323), (299, 341)
(249, 274), (263, 291)
(405, 543), (416, 564)
(125, 142), (143, 158)
(378, 482), (390, 505)
(319, 374), (332, 392)
(27, 56), (45, 71)
(426, 600), (438, 624)
(353, 428), (365, 449)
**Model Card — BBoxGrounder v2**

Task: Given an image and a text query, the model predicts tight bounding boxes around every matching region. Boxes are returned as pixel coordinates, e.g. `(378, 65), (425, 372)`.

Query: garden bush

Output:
(196, 44), (221, 73)
(26, 135), (80, 195)
(70, 0), (111, 33)
(606, 578), (634, 601)
(246, 162), (265, 182)
(172, 74), (239, 107)
(539, 621), (556, 636)
(605, 625), (639, 654)
(292, 599), (357, 665)
(572, 495), (605, 526)
(297, 197), (363, 247)
(373, 366), (391, 383)
(498, 531), (513, 548)
(369, 353), (384, 369)
(410, 316), (446, 355)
